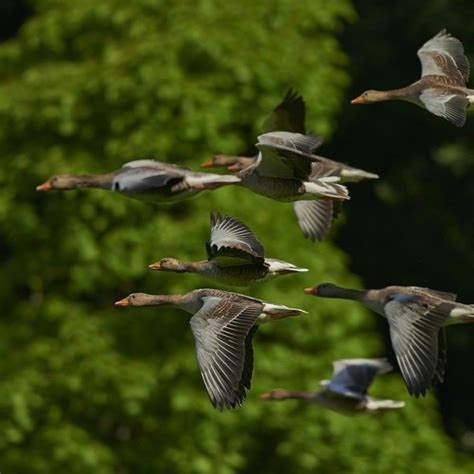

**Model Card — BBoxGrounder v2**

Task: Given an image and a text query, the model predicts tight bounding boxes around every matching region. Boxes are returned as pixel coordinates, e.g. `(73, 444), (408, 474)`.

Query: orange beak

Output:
(200, 159), (215, 168)
(304, 287), (317, 295)
(114, 298), (130, 307)
(148, 261), (161, 270)
(36, 181), (52, 192)
(351, 95), (365, 105)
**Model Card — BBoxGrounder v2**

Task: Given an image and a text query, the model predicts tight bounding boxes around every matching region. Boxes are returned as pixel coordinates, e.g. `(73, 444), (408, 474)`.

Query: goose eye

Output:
(114, 182), (120, 191)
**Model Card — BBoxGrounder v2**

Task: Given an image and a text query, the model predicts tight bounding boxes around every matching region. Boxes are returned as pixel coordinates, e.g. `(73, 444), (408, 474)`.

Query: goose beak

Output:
(351, 95), (364, 105)
(114, 298), (129, 307)
(200, 159), (214, 168)
(227, 164), (241, 171)
(304, 287), (317, 295)
(36, 181), (52, 191)
(148, 261), (161, 270)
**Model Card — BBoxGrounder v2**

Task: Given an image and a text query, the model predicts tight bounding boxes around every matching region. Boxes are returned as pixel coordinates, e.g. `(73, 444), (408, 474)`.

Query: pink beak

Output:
(351, 95), (365, 105)
(114, 298), (129, 307)
(36, 181), (52, 191)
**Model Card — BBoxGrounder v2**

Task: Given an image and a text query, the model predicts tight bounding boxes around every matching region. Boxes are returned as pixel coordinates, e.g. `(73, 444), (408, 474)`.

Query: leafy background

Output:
(0, 0), (473, 472)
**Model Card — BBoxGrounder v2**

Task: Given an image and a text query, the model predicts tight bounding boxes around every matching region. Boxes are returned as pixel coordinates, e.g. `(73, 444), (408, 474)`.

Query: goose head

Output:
(36, 175), (85, 191)
(304, 283), (342, 297)
(148, 257), (189, 273)
(351, 90), (387, 104)
(115, 293), (169, 307)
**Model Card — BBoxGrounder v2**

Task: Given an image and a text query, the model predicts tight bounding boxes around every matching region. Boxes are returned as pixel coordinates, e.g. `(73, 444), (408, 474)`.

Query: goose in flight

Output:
(115, 289), (306, 410)
(304, 283), (474, 397)
(351, 29), (474, 126)
(36, 159), (240, 203)
(261, 358), (405, 414)
(149, 212), (308, 286)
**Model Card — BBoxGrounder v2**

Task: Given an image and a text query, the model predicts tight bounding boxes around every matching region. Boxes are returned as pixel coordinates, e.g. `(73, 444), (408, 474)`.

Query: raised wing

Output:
(207, 213), (265, 265)
(419, 89), (468, 127)
(254, 131), (323, 180)
(384, 294), (452, 397)
(417, 29), (469, 85)
(190, 297), (263, 410)
(322, 358), (392, 399)
(261, 89), (306, 134)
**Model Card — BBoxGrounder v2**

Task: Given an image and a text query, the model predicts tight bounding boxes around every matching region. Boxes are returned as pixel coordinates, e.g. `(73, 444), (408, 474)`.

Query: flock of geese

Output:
(36, 30), (474, 413)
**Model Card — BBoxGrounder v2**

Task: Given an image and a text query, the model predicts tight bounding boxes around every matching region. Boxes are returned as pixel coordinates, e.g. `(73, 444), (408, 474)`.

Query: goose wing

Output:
(252, 131), (323, 180)
(419, 89), (468, 127)
(293, 200), (334, 241)
(417, 29), (469, 85)
(190, 297), (263, 410)
(407, 286), (457, 302)
(322, 358), (392, 399)
(206, 213), (265, 266)
(384, 293), (452, 397)
(261, 89), (306, 134)
(112, 166), (185, 192)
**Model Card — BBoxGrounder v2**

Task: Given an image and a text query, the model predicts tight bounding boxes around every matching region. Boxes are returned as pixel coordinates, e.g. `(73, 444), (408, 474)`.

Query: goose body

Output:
(115, 288), (306, 410)
(304, 283), (474, 397)
(235, 131), (350, 240)
(352, 29), (473, 126)
(36, 159), (240, 203)
(261, 358), (404, 414)
(149, 213), (308, 286)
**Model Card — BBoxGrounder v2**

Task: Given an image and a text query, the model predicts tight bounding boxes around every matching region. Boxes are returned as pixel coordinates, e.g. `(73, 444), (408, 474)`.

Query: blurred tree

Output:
(0, 0), (470, 473)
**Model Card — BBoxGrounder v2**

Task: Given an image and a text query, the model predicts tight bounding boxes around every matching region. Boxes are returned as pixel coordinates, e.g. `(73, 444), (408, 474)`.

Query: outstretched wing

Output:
(112, 167), (184, 192)
(206, 213), (265, 265)
(261, 89), (306, 134)
(417, 29), (469, 85)
(190, 297), (263, 410)
(293, 200), (334, 241)
(254, 131), (323, 180)
(322, 358), (392, 399)
(419, 89), (468, 127)
(384, 294), (452, 397)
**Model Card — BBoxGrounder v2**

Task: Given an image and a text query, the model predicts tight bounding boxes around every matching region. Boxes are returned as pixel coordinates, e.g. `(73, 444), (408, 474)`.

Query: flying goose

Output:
(204, 91), (377, 239)
(149, 212), (308, 286)
(304, 283), (474, 397)
(261, 358), (405, 414)
(115, 289), (306, 410)
(36, 159), (240, 203)
(352, 29), (474, 126)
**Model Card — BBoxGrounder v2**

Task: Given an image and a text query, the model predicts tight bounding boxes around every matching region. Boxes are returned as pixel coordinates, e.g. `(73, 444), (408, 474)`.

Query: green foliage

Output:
(0, 0), (469, 472)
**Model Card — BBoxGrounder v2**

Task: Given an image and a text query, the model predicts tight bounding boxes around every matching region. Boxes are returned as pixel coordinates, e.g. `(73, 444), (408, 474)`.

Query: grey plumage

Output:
(261, 358), (405, 414)
(115, 289), (306, 410)
(151, 213), (308, 286)
(306, 283), (474, 396)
